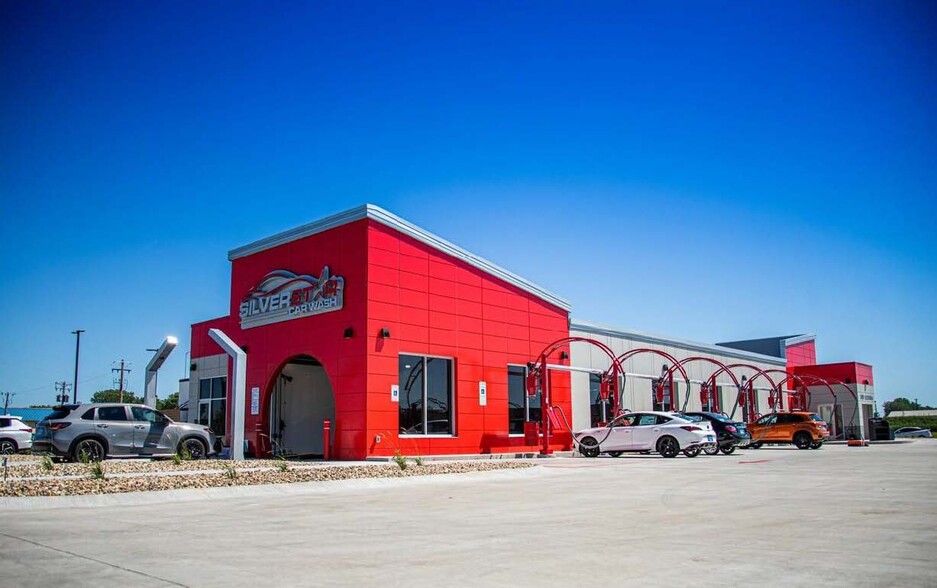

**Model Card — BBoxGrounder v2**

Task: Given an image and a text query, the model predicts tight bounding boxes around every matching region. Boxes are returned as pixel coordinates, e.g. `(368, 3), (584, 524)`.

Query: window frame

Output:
(197, 376), (227, 437)
(398, 352), (456, 438)
(507, 363), (544, 436)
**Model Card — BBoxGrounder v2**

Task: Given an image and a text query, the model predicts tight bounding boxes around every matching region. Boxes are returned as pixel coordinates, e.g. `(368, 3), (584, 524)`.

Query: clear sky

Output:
(1, 1), (935, 409)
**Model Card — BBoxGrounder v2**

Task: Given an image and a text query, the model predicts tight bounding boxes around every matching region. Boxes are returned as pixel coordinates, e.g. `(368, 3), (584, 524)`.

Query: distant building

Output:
(888, 410), (937, 418)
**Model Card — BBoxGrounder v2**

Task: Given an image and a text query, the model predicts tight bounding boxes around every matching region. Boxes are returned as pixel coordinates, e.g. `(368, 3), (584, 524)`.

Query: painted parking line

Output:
(738, 459), (772, 464)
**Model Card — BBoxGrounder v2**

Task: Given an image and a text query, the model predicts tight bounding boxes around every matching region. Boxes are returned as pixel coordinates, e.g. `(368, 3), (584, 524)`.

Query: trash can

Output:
(869, 418), (892, 441)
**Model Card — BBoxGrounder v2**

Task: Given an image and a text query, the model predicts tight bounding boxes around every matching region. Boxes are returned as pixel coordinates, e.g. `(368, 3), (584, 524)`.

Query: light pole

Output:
(71, 329), (85, 404)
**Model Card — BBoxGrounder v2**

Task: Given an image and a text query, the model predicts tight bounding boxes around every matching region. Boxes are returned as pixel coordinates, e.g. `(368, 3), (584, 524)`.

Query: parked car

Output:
(681, 411), (751, 455)
(31, 403), (217, 462)
(747, 411), (830, 449)
(0, 415), (33, 454)
(574, 411), (716, 458)
(893, 427), (933, 439)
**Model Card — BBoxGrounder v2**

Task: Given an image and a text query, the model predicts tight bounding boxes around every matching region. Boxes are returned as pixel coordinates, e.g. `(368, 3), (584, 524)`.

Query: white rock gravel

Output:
(0, 460), (533, 497)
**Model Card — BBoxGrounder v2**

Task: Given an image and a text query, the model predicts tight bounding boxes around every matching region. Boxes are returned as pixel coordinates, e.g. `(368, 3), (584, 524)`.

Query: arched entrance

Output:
(268, 355), (335, 457)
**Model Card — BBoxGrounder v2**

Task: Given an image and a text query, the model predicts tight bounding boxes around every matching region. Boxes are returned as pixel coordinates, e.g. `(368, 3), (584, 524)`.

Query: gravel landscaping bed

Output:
(0, 461), (533, 497)
(2, 457), (322, 478)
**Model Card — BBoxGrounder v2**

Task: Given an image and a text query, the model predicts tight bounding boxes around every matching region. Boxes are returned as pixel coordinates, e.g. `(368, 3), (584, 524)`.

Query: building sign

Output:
(239, 266), (345, 329)
(250, 387), (260, 415)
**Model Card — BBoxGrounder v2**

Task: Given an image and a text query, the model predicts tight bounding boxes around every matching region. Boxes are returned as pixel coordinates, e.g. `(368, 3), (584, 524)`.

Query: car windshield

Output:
(809, 414), (824, 422)
(702, 412), (733, 423)
(675, 413), (701, 422)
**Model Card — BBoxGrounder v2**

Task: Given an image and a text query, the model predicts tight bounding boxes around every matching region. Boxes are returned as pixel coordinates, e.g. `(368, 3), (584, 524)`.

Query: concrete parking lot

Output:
(2, 440), (936, 587)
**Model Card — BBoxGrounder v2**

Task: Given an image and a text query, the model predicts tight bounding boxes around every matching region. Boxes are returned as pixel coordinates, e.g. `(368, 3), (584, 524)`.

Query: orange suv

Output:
(747, 412), (830, 450)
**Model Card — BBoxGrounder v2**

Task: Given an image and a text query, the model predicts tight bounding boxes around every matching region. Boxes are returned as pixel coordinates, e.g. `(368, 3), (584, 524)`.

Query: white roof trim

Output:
(570, 319), (788, 366)
(784, 333), (816, 346)
(227, 204), (572, 312)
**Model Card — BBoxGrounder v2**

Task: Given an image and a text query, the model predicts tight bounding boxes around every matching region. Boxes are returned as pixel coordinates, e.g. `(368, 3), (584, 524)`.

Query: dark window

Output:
(81, 409), (95, 420)
(197, 377), (227, 437)
(199, 379), (211, 400)
(651, 378), (673, 412)
(508, 365), (541, 434)
(590, 373), (612, 427)
(131, 406), (166, 424)
(47, 407), (75, 420)
(97, 406), (128, 421)
(0, 418), (9, 428)
(636, 414), (659, 426)
(399, 354), (454, 436)
(611, 414), (638, 427)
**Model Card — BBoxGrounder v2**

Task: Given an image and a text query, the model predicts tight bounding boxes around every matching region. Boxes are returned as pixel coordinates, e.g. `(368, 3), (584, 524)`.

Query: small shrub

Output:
(414, 455), (424, 466)
(89, 461), (105, 480)
(276, 457), (290, 472)
(40, 455), (54, 472)
(78, 450), (90, 465)
(179, 444), (192, 461)
(223, 464), (238, 480)
(172, 453), (182, 465)
(392, 450), (408, 471)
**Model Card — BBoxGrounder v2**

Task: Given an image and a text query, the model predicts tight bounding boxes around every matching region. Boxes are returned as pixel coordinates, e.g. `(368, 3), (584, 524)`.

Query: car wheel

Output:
(72, 438), (105, 462)
(720, 445), (737, 455)
(657, 436), (679, 458)
(683, 446), (701, 458)
(703, 444), (719, 455)
(0, 439), (17, 454)
(809, 441), (822, 449)
(607, 451), (623, 458)
(180, 437), (207, 460)
(794, 432), (812, 450)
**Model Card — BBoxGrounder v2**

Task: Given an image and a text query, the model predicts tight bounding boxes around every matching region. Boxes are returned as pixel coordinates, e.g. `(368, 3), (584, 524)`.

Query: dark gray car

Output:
(32, 403), (217, 461)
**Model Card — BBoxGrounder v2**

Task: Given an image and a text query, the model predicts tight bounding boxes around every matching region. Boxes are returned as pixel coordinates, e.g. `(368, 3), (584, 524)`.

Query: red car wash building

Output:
(189, 205), (572, 460)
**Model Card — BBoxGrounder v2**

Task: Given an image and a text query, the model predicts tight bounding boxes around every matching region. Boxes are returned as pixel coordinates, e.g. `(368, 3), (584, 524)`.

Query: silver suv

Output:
(32, 403), (217, 462)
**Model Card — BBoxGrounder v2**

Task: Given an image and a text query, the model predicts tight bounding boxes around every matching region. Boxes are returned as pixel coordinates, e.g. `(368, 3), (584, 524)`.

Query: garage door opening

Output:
(269, 355), (335, 458)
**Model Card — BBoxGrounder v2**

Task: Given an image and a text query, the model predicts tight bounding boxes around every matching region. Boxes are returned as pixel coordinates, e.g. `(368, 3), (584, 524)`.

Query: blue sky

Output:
(1, 1), (935, 409)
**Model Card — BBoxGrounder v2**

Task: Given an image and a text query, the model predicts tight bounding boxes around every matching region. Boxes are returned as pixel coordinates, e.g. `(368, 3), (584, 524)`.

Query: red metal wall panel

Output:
(365, 220), (571, 458)
(189, 220), (370, 460)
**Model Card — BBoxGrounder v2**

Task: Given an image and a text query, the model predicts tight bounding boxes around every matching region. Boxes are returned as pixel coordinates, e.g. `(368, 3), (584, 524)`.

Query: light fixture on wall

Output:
(559, 351), (569, 360)
(379, 328), (391, 338)
(344, 327), (354, 339)
(190, 363), (197, 371)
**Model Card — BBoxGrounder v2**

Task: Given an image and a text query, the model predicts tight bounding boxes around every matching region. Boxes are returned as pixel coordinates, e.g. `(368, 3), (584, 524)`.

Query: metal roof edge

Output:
(227, 204), (572, 312)
(227, 204), (370, 261)
(783, 333), (816, 346)
(570, 319), (788, 366)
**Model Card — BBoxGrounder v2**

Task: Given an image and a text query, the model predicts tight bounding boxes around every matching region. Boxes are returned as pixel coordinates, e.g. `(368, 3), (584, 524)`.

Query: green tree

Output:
(90, 389), (143, 404)
(156, 392), (179, 411)
(883, 397), (935, 416)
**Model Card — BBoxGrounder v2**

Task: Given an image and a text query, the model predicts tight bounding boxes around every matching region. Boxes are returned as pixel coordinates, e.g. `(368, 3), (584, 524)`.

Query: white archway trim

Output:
(208, 328), (246, 460)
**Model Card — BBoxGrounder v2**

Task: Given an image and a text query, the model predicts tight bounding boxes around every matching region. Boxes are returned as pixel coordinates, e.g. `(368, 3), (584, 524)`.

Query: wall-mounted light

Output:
(344, 327), (354, 339)
(379, 328), (391, 338)
(863, 379), (870, 385)
(190, 363), (197, 371)
(559, 351), (569, 360)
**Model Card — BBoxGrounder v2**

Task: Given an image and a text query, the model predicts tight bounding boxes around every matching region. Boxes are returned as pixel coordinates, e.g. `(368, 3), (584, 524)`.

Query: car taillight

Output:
(680, 425), (701, 432)
(49, 422), (71, 431)
(726, 425), (737, 433)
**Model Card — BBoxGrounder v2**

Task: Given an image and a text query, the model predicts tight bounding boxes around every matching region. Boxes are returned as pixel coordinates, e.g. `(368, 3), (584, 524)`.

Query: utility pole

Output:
(2, 392), (15, 414)
(71, 329), (85, 404)
(55, 381), (71, 404)
(112, 360), (131, 403)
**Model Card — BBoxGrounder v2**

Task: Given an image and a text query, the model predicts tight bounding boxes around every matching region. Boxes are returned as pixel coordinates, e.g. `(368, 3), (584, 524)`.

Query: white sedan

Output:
(893, 427), (933, 439)
(0, 415), (33, 454)
(574, 411), (716, 458)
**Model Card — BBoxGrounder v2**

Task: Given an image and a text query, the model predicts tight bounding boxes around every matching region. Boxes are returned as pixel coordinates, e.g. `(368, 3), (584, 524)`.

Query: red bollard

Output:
(323, 419), (331, 460)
